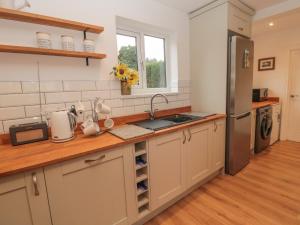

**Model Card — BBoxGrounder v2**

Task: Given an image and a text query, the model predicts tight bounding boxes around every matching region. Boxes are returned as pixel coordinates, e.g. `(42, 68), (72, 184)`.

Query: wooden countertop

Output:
(0, 114), (225, 177)
(252, 100), (280, 110)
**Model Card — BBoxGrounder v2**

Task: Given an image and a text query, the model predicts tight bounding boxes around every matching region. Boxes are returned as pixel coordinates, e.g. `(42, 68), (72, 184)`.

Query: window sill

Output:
(120, 91), (178, 99)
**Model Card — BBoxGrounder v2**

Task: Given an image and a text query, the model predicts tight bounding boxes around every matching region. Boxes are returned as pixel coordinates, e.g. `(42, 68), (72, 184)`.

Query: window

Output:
(117, 27), (170, 94)
(144, 35), (167, 88)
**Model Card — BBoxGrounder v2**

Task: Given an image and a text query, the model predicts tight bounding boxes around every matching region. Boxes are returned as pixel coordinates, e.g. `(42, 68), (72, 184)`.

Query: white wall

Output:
(0, 0), (191, 133)
(253, 26), (300, 140)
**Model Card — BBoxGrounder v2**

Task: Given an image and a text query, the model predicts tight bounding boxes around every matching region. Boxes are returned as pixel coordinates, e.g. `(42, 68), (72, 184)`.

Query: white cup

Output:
(83, 39), (95, 52)
(82, 122), (100, 136)
(104, 118), (114, 129)
(36, 32), (51, 49)
(81, 118), (93, 129)
(61, 35), (74, 51)
(95, 103), (111, 114)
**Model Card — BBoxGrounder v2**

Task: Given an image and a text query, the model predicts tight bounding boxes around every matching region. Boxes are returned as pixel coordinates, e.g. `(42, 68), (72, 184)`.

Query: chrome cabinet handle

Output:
(85, 154), (106, 164)
(290, 94), (299, 98)
(187, 129), (192, 142)
(214, 121), (218, 132)
(183, 130), (187, 144)
(32, 172), (39, 196)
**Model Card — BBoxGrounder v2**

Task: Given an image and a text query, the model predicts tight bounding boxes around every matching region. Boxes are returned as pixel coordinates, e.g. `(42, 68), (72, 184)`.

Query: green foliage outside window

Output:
(118, 45), (166, 88)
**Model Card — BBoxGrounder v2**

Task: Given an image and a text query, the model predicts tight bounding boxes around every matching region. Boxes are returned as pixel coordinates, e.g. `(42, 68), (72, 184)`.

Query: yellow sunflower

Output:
(115, 63), (129, 81)
(127, 69), (139, 86)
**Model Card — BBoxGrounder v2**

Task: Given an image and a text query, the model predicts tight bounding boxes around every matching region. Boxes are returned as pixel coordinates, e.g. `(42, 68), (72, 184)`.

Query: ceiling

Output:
(252, 7), (300, 35)
(153, 0), (288, 13)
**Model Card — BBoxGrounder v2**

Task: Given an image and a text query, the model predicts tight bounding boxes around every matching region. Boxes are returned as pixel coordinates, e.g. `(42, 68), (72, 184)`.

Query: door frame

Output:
(286, 48), (300, 141)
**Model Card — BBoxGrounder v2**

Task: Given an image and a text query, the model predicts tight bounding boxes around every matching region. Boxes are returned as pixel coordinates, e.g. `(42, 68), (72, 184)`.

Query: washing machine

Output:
(255, 106), (273, 153)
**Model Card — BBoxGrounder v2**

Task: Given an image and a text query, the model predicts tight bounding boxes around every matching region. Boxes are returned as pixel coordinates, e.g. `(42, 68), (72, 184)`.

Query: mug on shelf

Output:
(83, 39), (95, 52)
(36, 32), (52, 49)
(61, 35), (75, 51)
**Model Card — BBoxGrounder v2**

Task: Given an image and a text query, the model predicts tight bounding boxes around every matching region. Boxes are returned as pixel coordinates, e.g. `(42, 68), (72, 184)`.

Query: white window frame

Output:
(117, 26), (171, 95)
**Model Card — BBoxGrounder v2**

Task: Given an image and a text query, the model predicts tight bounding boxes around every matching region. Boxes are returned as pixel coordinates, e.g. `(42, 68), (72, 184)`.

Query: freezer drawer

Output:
(226, 112), (251, 175)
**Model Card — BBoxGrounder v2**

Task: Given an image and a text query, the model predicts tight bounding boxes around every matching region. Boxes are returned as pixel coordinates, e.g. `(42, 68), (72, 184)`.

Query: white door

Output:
(288, 50), (300, 142)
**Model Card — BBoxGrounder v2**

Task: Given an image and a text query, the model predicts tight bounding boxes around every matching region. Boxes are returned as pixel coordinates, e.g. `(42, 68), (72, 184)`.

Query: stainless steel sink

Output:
(133, 114), (204, 131)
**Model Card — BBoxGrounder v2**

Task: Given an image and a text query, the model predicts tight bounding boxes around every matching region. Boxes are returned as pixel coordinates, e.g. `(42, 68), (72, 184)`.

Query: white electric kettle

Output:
(50, 110), (77, 143)
(0, 0), (30, 10)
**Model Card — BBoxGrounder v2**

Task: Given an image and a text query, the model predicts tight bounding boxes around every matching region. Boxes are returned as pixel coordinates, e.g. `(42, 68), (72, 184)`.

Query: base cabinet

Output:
(0, 169), (52, 225)
(148, 131), (186, 210)
(149, 119), (226, 210)
(271, 104), (281, 145)
(44, 146), (136, 225)
(186, 123), (212, 187)
(211, 119), (226, 171)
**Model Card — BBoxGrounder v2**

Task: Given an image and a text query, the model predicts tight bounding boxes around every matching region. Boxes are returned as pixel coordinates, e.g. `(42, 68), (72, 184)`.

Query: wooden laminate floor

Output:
(146, 141), (300, 225)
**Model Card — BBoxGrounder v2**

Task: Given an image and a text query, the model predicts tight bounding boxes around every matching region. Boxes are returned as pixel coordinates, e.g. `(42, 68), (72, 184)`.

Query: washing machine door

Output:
(261, 115), (273, 140)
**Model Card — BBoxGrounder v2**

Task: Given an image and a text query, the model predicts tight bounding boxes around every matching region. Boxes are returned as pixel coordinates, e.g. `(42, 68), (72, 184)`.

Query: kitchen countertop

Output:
(0, 114), (226, 177)
(252, 100), (280, 110)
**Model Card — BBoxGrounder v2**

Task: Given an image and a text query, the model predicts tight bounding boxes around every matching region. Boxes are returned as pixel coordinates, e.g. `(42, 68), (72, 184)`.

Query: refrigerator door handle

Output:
(230, 112), (251, 120)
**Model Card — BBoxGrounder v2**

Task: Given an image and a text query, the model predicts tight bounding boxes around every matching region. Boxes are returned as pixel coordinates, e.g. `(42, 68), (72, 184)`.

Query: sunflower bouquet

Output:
(111, 63), (139, 95)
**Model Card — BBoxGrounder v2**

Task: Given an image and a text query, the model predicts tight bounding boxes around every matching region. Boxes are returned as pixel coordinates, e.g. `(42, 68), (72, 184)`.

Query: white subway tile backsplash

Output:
(63, 81), (96, 91)
(0, 122), (4, 134)
(134, 98), (145, 106)
(110, 80), (121, 90)
(134, 105), (150, 113)
(0, 93), (44, 107)
(0, 107), (25, 120)
(0, 82), (22, 94)
(177, 93), (190, 101)
(111, 106), (134, 117)
(0, 79), (191, 133)
(110, 89), (121, 99)
(22, 81), (63, 93)
(179, 80), (190, 88)
(82, 91), (110, 101)
(106, 99), (123, 107)
(183, 87), (191, 94)
(45, 92), (81, 104)
(25, 104), (65, 117)
(3, 117), (41, 133)
(96, 80), (111, 90)
(123, 98), (135, 107)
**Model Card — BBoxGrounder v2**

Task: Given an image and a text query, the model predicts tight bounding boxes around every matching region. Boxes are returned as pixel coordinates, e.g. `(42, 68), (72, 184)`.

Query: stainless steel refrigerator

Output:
(226, 35), (254, 175)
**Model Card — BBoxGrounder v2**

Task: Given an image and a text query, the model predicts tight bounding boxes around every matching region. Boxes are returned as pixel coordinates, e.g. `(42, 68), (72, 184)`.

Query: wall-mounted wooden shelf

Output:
(0, 7), (104, 33)
(0, 44), (106, 59)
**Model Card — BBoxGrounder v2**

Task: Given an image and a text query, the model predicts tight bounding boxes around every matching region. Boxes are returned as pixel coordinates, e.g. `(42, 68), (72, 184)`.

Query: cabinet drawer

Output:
(228, 4), (251, 37)
(0, 173), (25, 194)
(61, 147), (125, 175)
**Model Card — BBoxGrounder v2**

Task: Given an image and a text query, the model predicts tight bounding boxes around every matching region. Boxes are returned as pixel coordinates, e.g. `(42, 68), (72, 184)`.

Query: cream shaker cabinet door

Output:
(148, 131), (186, 210)
(44, 146), (136, 225)
(186, 123), (213, 188)
(228, 4), (252, 37)
(0, 169), (52, 225)
(212, 119), (226, 171)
